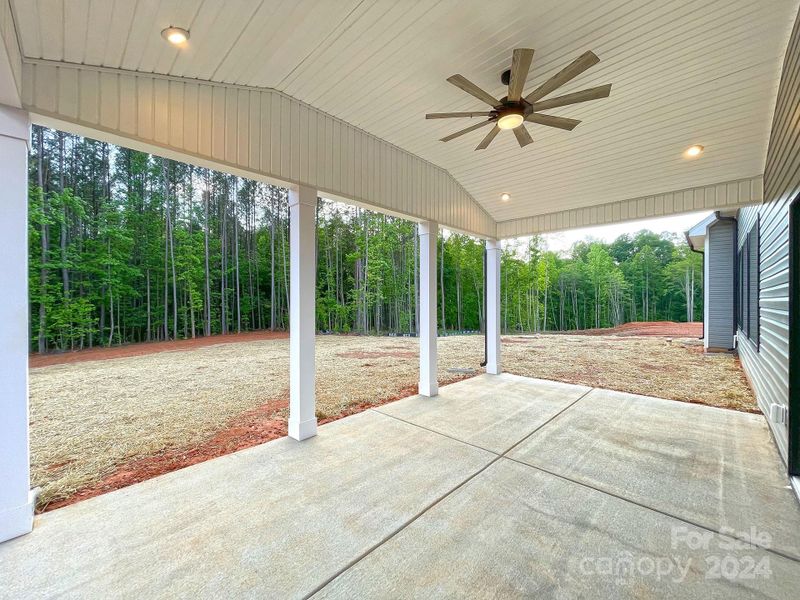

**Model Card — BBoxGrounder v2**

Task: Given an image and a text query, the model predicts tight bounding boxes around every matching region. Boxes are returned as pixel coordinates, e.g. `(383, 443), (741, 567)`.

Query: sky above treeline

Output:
(535, 210), (712, 254)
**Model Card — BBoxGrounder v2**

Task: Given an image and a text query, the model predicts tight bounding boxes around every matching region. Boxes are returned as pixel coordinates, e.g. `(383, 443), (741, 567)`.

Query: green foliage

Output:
(28, 126), (704, 352)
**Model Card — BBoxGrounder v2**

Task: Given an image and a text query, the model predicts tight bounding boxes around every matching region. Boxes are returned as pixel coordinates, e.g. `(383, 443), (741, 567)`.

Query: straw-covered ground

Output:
(29, 332), (755, 510)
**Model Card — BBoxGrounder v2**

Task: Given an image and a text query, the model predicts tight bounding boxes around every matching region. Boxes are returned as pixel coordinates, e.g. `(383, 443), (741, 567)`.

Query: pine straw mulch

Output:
(501, 334), (756, 413)
(29, 333), (755, 511)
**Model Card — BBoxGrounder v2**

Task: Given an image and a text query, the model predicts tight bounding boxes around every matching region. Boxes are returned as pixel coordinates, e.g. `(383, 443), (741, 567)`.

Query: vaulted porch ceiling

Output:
(11, 0), (798, 230)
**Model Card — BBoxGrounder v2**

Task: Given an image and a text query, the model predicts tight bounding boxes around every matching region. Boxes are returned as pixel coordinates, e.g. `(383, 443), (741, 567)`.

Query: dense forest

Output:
(27, 126), (702, 353)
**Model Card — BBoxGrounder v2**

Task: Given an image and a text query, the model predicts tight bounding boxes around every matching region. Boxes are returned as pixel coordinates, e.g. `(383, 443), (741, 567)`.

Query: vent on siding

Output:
(770, 403), (788, 425)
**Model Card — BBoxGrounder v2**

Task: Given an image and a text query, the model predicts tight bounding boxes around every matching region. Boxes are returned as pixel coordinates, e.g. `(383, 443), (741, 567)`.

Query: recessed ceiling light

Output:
(161, 26), (189, 46)
(497, 108), (525, 130)
(685, 144), (704, 158)
(500, 193), (511, 202)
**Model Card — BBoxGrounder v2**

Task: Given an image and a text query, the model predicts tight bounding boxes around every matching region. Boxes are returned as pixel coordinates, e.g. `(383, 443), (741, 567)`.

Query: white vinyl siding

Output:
(0, 0), (22, 106)
(20, 60), (496, 239)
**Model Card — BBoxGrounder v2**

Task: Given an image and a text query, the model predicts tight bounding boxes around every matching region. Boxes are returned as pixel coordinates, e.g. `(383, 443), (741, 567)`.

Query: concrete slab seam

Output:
(306, 389), (595, 598)
(503, 456), (800, 565)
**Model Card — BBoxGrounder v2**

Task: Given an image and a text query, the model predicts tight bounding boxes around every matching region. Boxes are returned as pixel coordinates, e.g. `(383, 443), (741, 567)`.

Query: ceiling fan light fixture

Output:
(430, 48), (610, 150)
(497, 110), (524, 130)
(162, 26), (189, 45)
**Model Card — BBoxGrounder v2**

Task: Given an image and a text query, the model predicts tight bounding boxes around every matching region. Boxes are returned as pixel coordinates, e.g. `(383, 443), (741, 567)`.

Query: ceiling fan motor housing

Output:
(425, 49), (609, 149)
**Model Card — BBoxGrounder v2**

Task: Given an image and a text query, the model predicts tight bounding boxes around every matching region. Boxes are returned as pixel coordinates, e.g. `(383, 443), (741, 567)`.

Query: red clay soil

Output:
(559, 321), (703, 338)
(42, 373), (477, 513)
(29, 330), (289, 368)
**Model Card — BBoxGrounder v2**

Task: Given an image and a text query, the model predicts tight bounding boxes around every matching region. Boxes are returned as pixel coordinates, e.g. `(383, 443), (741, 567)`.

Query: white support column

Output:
(288, 185), (318, 441)
(418, 221), (438, 397)
(0, 105), (33, 543)
(486, 239), (502, 375)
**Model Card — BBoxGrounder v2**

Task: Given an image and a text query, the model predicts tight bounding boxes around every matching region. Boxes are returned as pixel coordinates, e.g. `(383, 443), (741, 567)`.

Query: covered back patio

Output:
(2, 0), (800, 596)
(2, 374), (799, 597)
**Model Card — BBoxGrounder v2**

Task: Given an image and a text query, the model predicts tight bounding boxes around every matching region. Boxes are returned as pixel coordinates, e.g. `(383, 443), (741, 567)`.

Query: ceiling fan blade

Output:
(446, 74), (500, 107)
(513, 125), (534, 148)
(507, 48), (534, 102)
(439, 119), (495, 142)
(524, 51), (600, 104)
(529, 83), (612, 112)
(426, 111), (494, 119)
(525, 113), (581, 131)
(475, 125), (501, 150)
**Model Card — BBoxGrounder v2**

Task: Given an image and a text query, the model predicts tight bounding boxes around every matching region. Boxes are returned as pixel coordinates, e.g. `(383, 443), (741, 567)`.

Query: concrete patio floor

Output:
(1, 374), (799, 598)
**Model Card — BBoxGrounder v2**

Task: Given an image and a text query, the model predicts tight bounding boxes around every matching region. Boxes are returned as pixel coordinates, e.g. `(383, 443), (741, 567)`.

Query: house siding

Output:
(705, 220), (735, 351)
(736, 7), (800, 465)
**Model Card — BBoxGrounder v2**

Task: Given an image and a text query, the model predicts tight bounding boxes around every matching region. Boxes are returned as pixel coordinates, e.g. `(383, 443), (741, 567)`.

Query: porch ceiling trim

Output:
(0, 0), (21, 107)
(20, 59), (497, 239)
(496, 175), (764, 239)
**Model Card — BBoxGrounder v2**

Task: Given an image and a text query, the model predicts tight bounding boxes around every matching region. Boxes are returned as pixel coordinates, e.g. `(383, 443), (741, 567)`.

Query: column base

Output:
(419, 381), (439, 397)
(288, 417), (318, 441)
(486, 363), (501, 375)
(0, 490), (35, 544)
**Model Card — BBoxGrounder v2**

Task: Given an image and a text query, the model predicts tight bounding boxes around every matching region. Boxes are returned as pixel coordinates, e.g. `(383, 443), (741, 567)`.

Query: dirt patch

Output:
(502, 334), (756, 413)
(500, 337), (533, 344)
(560, 321), (703, 338)
(30, 330), (289, 368)
(337, 350), (418, 359)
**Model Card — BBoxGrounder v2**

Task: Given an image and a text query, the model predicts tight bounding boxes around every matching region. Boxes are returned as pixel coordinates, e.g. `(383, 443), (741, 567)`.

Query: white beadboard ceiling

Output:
(12, 0), (799, 224)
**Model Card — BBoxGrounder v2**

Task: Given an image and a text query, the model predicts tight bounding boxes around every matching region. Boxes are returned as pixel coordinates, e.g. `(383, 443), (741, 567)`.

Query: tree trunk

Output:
(281, 196), (290, 328)
(233, 179), (242, 333)
(146, 269), (152, 341)
(270, 191), (276, 330)
(108, 285), (114, 346)
(58, 132), (69, 300)
(439, 233), (445, 332)
(163, 186), (170, 341)
(163, 160), (178, 340)
(203, 182), (212, 336)
(37, 128), (48, 353)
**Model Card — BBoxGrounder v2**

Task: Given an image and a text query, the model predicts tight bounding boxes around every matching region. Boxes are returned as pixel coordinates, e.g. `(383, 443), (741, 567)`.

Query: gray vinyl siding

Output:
(705, 220), (735, 350)
(738, 203), (790, 460)
(736, 7), (799, 465)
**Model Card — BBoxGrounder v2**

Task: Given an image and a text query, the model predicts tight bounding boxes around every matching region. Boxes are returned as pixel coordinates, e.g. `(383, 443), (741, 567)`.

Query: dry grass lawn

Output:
(29, 333), (755, 509)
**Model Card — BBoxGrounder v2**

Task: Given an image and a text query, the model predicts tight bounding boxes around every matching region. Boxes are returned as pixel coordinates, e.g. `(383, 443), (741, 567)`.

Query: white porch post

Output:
(288, 185), (318, 441)
(418, 221), (438, 397)
(0, 105), (33, 543)
(486, 239), (501, 375)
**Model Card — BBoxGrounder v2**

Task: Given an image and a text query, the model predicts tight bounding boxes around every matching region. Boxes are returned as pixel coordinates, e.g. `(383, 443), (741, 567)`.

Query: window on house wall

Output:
(747, 221), (760, 348)
(736, 246), (744, 330)
(738, 217), (760, 348)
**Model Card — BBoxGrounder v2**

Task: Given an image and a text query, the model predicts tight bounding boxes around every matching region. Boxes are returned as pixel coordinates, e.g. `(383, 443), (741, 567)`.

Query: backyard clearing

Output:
(29, 328), (755, 511)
